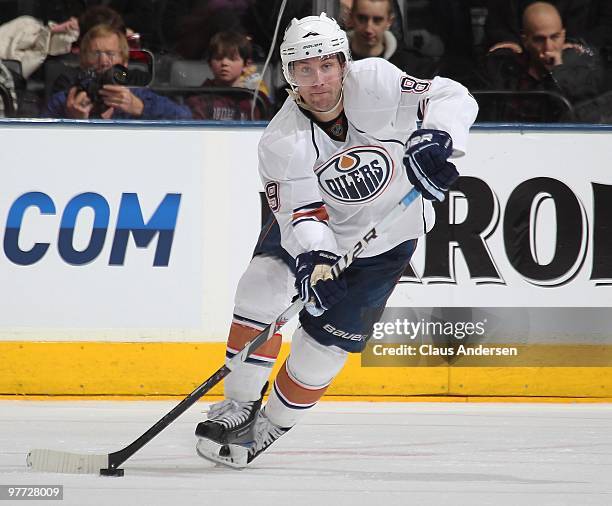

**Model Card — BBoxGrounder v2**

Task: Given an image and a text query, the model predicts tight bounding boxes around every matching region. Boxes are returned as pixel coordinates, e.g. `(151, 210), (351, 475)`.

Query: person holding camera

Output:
(44, 24), (191, 119)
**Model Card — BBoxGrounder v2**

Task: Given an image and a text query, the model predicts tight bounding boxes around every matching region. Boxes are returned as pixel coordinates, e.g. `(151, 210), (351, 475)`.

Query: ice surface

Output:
(1, 400), (611, 506)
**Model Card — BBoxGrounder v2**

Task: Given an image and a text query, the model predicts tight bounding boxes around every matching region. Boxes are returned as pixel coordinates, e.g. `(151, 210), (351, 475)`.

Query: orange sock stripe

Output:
(227, 322), (282, 359)
(274, 361), (329, 406)
(226, 346), (277, 363)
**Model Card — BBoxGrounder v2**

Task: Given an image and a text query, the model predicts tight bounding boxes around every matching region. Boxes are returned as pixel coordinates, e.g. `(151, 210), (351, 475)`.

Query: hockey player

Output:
(195, 12), (478, 468)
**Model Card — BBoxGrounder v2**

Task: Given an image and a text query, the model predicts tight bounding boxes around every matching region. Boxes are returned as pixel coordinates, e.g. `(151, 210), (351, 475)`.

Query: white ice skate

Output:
(195, 397), (262, 445)
(196, 409), (289, 469)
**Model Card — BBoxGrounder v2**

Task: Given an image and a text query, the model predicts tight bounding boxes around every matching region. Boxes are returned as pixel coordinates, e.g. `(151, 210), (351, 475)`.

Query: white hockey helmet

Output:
(280, 12), (351, 88)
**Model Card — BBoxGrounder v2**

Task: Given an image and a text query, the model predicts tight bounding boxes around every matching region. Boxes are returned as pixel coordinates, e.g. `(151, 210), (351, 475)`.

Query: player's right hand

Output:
(403, 128), (458, 202)
(295, 250), (347, 317)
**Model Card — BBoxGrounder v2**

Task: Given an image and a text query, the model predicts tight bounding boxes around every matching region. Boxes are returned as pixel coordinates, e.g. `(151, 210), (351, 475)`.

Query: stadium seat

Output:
(169, 60), (213, 87)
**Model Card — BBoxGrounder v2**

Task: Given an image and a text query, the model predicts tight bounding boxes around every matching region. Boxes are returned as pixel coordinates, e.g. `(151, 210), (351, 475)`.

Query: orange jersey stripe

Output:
(292, 206), (329, 223)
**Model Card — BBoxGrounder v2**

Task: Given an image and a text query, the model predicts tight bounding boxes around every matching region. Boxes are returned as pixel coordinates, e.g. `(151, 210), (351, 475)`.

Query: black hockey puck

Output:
(100, 468), (125, 477)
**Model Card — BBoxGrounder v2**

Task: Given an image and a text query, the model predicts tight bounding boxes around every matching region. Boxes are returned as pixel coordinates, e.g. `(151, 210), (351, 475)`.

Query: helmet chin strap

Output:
(287, 87), (344, 116)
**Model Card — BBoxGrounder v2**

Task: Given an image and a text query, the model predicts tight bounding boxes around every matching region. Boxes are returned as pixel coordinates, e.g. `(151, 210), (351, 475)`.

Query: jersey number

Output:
(265, 181), (280, 212)
(401, 76), (431, 94)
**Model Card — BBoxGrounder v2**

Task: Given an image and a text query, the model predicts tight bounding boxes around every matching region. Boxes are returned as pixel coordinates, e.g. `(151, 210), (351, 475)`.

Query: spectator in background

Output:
(485, 0), (591, 54)
(206, 31), (269, 95)
(347, 0), (438, 77)
(482, 1), (603, 120)
(339, 0), (405, 44)
(186, 30), (269, 120)
(345, 1), (476, 84)
(50, 5), (135, 96)
(44, 24), (191, 119)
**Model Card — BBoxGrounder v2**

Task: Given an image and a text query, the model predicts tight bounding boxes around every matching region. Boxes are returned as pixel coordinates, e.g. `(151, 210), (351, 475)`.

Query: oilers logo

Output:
(316, 146), (393, 204)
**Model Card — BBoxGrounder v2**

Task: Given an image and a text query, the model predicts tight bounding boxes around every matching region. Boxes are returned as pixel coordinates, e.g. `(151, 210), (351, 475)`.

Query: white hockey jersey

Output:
(258, 57), (478, 259)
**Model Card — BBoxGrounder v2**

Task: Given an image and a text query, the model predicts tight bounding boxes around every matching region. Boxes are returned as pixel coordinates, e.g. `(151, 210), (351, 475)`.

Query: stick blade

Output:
(27, 449), (109, 474)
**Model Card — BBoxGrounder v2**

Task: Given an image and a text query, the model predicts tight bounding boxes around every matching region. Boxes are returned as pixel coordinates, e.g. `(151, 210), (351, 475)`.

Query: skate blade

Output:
(195, 438), (249, 469)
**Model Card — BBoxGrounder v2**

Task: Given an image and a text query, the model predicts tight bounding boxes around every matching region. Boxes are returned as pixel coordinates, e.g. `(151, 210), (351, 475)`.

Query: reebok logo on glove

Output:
(408, 132), (451, 151)
(403, 129), (458, 202)
(408, 133), (433, 145)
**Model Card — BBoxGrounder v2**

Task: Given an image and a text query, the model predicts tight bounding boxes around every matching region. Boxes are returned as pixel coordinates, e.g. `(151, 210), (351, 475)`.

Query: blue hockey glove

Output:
(403, 129), (459, 201)
(295, 250), (347, 317)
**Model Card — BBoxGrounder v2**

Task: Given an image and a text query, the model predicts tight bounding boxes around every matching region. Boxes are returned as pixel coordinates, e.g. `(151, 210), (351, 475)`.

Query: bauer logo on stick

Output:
(316, 146), (393, 204)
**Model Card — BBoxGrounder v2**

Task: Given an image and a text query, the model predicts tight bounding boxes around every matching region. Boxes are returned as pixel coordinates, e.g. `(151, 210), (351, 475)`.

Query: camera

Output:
(74, 64), (129, 116)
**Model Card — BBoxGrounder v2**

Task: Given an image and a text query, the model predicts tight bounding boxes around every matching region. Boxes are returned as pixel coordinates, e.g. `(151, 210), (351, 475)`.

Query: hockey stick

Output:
(26, 187), (421, 476)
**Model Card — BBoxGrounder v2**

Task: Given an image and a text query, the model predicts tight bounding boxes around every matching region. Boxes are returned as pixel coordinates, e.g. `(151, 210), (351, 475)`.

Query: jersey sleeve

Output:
(345, 58), (478, 157)
(414, 76), (478, 157)
(258, 123), (339, 257)
(393, 67), (478, 156)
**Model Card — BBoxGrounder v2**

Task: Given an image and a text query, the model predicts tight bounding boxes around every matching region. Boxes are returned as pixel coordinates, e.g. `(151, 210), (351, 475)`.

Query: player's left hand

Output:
(99, 85), (144, 117)
(295, 250), (347, 317)
(403, 128), (458, 202)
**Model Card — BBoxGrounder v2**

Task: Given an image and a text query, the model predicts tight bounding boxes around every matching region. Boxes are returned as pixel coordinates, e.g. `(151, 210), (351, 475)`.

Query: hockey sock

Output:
(264, 360), (331, 427)
(224, 318), (282, 402)
(264, 328), (348, 427)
